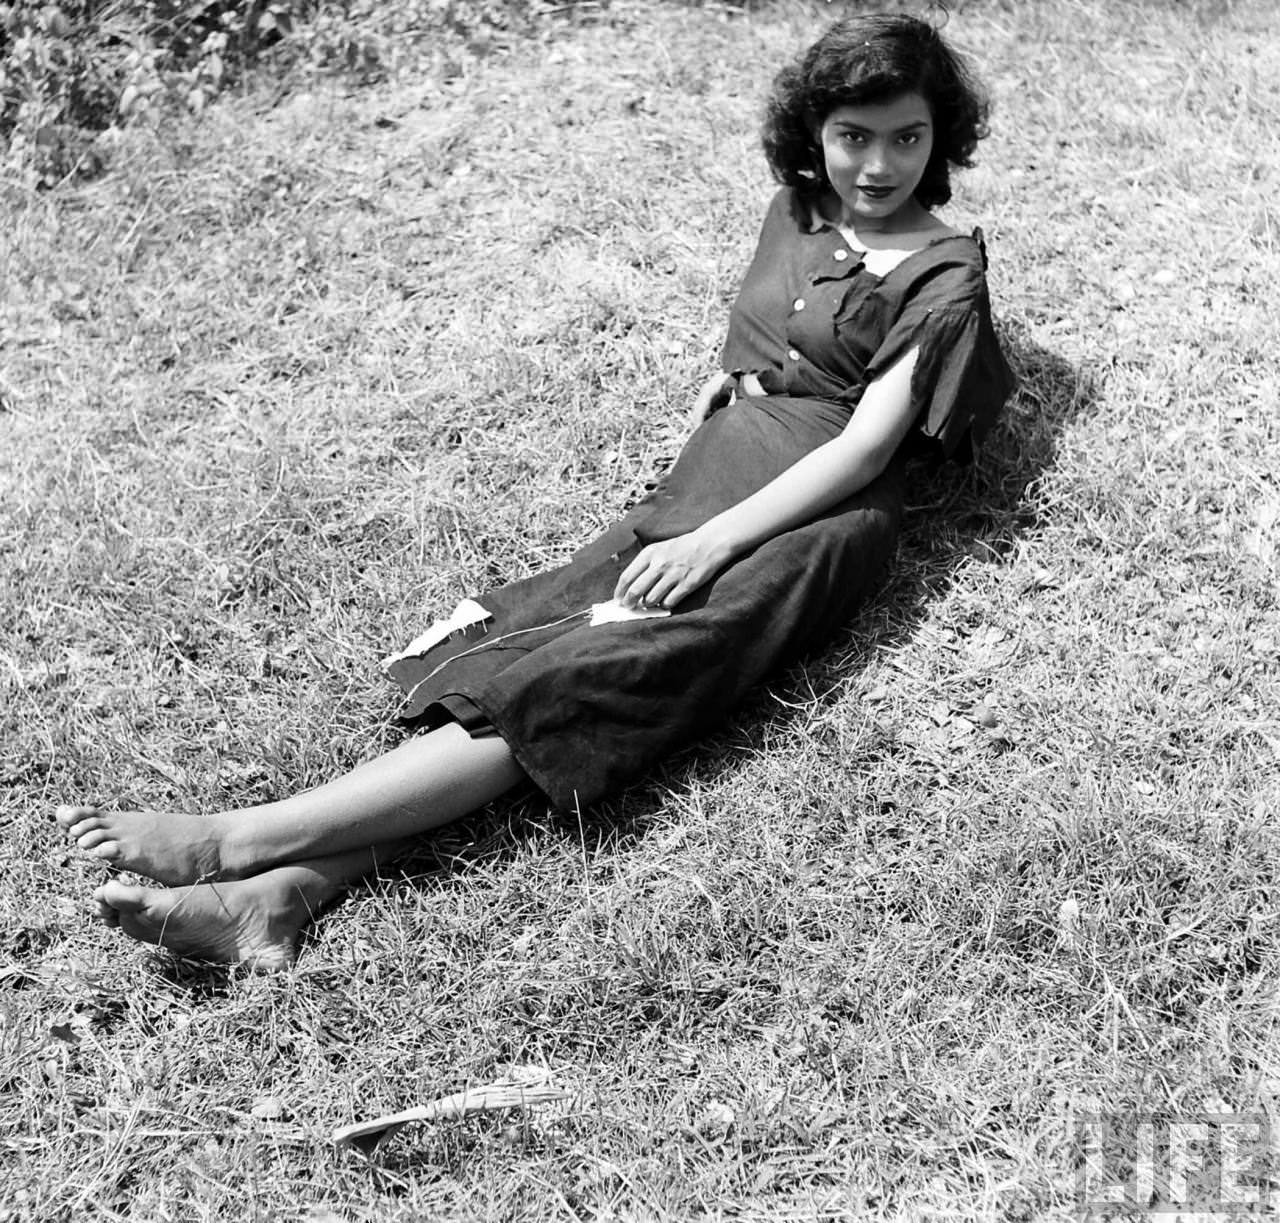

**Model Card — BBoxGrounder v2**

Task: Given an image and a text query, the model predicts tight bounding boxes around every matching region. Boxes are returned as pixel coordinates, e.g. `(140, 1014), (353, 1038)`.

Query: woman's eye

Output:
(897, 133), (920, 146)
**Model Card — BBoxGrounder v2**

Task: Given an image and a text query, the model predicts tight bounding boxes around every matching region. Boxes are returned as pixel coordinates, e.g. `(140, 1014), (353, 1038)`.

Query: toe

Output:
(76, 828), (116, 852)
(245, 945), (296, 973)
(56, 804), (100, 831)
(96, 881), (148, 914)
(91, 887), (120, 925)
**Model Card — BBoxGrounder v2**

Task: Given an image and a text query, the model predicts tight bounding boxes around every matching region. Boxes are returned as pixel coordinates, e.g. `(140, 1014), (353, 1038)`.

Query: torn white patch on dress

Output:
(380, 598), (493, 674)
(588, 597), (672, 626)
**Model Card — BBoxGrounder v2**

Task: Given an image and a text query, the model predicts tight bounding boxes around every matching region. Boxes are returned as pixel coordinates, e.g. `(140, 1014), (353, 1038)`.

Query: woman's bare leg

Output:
(91, 840), (412, 968)
(57, 723), (525, 886)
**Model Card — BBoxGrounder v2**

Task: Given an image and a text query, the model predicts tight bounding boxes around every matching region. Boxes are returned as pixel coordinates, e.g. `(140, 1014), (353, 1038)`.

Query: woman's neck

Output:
(816, 190), (952, 248)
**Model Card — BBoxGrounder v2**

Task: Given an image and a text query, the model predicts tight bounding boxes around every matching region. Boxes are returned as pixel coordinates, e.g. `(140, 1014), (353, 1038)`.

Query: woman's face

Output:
(817, 92), (935, 231)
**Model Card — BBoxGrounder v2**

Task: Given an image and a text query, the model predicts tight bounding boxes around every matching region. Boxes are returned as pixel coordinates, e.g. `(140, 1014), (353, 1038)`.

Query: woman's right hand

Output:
(687, 371), (735, 432)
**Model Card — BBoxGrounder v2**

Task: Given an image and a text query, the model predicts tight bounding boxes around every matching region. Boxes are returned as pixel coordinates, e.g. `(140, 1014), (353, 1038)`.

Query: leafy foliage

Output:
(0, 0), (294, 182)
(0, 0), (596, 185)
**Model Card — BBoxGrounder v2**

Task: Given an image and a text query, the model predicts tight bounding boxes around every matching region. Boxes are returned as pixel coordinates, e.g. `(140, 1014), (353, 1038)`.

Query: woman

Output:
(57, 14), (1014, 969)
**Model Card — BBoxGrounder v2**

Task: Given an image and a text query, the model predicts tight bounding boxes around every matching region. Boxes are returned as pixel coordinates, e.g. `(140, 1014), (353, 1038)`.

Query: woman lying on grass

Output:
(58, 14), (1014, 969)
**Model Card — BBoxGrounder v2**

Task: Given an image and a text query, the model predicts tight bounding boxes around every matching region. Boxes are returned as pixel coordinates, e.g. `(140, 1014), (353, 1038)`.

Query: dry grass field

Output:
(2, 0), (1279, 1218)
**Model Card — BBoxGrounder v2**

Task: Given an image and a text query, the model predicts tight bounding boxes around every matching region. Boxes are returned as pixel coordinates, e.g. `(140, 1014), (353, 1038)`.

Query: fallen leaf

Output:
(694, 1100), (736, 1138)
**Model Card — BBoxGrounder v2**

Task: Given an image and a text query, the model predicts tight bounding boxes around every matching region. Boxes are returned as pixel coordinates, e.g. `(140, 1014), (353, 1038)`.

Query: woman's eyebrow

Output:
(830, 119), (931, 133)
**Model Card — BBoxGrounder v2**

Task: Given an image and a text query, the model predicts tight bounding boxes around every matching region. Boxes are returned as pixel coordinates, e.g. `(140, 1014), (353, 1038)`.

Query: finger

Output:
(614, 551), (653, 601)
(617, 573), (657, 608)
(620, 567), (663, 608)
(645, 571), (683, 608)
(615, 573), (639, 605)
(626, 581), (663, 609)
(658, 571), (703, 609)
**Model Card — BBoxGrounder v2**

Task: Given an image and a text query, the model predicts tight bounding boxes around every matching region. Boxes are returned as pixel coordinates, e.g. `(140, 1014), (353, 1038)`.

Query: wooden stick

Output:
(332, 1080), (572, 1153)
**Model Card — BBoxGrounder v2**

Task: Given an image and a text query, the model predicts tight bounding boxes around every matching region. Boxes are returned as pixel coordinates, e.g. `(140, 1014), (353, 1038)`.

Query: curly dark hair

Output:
(762, 13), (991, 209)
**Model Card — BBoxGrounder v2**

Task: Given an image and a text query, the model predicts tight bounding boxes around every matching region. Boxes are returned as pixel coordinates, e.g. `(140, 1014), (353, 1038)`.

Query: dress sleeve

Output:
(863, 276), (1016, 463)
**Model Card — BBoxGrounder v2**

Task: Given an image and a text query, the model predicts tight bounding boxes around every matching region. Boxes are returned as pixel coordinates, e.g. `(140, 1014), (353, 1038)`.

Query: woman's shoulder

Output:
(765, 184), (816, 230)
(892, 212), (988, 260)
(886, 227), (993, 297)
(881, 210), (965, 248)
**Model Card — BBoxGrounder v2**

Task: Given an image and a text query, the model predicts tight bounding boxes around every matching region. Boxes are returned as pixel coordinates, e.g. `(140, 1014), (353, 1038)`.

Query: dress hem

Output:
(420, 692), (580, 813)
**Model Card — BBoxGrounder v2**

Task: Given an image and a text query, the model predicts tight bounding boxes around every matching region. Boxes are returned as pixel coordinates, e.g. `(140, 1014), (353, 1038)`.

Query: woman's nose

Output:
(862, 144), (889, 176)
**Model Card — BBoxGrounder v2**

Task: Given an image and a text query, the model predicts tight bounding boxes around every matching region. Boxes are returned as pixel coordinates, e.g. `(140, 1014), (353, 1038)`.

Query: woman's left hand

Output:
(614, 530), (731, 610)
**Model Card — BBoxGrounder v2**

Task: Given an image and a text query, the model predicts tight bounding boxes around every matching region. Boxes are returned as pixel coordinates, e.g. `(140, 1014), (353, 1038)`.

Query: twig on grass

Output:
(332, 1072), (573, 1154)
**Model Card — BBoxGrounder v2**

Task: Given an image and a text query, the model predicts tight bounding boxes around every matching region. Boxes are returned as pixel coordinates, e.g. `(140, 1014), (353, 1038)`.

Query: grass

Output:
(2, 0), (1279, 1217)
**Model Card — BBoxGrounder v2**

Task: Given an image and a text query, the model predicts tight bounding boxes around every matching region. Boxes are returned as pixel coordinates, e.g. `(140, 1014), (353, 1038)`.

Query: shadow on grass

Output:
(616, 330), (1093, 815)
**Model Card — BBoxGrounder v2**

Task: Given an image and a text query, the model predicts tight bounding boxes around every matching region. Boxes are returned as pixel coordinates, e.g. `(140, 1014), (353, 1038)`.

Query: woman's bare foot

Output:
(91, 873), (310, 970)
(58, 725), (525, 887)
(57, 805), (233, 886)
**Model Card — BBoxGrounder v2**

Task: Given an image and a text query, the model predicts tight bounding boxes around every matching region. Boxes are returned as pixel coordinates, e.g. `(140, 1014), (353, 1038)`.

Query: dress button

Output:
(787, 348), (801, 361)
(833, 249), (848, 261)
(793, 297), (806, 310)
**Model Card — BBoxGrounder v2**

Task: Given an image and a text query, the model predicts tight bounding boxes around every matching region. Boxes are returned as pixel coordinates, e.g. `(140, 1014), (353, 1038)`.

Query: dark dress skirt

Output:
(385, 393), (903, 811)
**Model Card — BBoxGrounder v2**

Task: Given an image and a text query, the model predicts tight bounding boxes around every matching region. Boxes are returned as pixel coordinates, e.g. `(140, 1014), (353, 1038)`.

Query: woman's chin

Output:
(846, 193), (927, 232)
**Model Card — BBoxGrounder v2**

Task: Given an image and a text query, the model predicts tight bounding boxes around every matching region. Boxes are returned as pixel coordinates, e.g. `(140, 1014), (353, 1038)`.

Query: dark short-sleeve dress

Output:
(385, 187), (1015, 810)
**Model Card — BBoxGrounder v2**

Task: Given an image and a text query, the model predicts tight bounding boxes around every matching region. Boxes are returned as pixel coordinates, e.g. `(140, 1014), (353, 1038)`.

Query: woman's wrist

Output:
(691, 520), (743, 568)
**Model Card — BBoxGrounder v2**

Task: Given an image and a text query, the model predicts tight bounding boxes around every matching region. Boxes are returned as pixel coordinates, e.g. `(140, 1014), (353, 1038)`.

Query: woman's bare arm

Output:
(616, 347), (920, 609)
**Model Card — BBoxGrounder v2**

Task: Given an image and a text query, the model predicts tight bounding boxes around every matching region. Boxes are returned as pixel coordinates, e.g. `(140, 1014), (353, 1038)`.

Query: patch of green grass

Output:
(3, 0), (1279, 1218)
